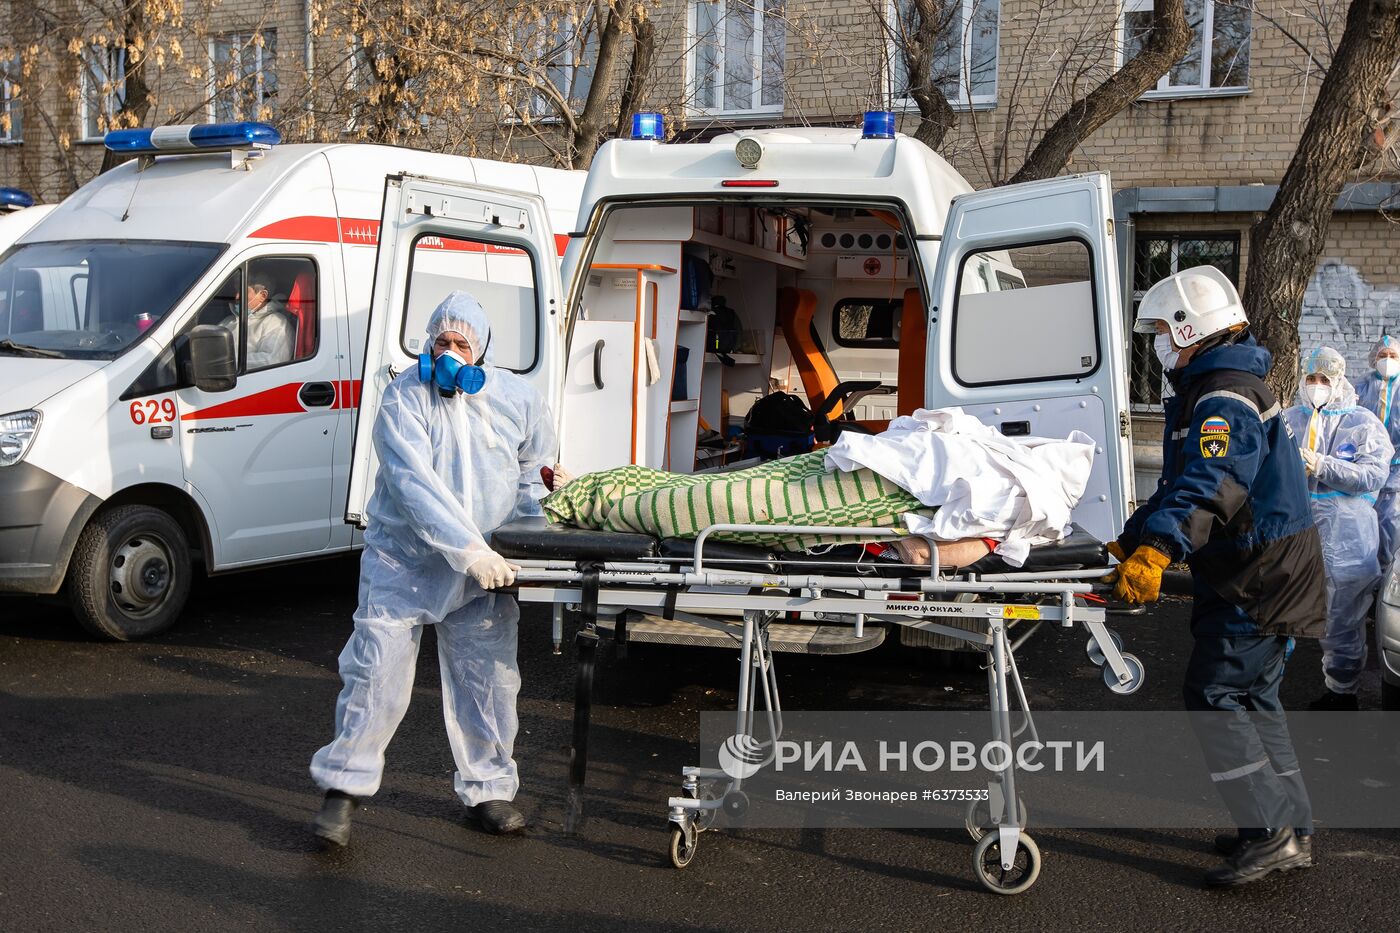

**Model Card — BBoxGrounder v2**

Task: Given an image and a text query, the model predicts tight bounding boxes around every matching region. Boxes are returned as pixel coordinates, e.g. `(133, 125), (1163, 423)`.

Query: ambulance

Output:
(0, 122), (584, 639)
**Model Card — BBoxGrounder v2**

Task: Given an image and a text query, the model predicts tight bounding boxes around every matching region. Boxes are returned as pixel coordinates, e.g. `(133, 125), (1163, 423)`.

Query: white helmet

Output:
(1134, 265), (1247, 348)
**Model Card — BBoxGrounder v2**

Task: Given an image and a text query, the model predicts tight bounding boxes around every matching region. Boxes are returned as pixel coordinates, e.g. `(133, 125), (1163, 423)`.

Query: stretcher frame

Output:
(509, 523), (1140, 895)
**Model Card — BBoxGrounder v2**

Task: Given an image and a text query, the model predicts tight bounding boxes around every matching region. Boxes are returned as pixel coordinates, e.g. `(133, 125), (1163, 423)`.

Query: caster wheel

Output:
(722, 790), (750, 821)
(1085, 630), (1123, 666)
(1103, 652), (1145, 695)
(972, 831), (1041, 895)
(668, 821), (699, 869)
(964, 795), (1028, 841)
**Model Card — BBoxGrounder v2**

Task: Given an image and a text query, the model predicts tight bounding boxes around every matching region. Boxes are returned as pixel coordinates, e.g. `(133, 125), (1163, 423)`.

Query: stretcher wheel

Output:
(668, 821), (699, 869)
(1085, 630), (1123, 666)
(964, 795), (1028, 841)
(1103, 651), (1145, 695)
(972, 831), (1041, 895)
(722, 790), (750, 820)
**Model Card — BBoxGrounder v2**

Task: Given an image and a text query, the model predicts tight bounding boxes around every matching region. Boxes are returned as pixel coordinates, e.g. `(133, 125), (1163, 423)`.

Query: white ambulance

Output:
(350, 113), (1134, 657)
(0, 122), (583, 639)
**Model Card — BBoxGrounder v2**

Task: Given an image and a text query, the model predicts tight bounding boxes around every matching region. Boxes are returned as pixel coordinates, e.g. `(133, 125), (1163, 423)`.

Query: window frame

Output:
(79, 44), (126, 142)
(887, 0), (1000, 113)
(398, 231), (543, 374)
(686, 0), (786, 118)
(831, 296), (905, 350)
(1, 62), (20, 144)
(1120, 0), (1251, 100)
(949, 235), (1102, 389)
(207, 30), (278, 123)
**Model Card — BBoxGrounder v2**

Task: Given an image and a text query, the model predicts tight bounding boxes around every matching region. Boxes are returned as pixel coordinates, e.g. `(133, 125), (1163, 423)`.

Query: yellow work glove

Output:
(1113, 545), (1172, 605)
(1106, 540), (1127, 562)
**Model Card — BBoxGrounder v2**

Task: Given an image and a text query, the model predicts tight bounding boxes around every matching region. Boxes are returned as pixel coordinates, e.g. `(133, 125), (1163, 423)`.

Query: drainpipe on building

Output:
(304, 0), (315, 119)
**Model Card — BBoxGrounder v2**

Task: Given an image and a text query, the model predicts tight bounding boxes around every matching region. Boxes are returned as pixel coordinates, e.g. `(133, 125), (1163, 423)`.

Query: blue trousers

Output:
(1183, 633), (1314, 837)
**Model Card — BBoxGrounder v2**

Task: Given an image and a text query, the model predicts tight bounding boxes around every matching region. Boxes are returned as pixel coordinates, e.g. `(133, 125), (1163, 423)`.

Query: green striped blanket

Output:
(542, 451), (935, 550)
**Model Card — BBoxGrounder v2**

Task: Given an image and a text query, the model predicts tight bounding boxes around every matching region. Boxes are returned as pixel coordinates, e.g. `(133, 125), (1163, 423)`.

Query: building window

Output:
(1122, 0), (1250, 97)
(889, 0), (999, 110)
(80, 45), (126, 140)
(688, 0), (785, 116)
(1, 62), (20, 143)
(512, 8), (598, 120)
(210, 31), (278, 122)
(1129, 233), (1241, 409)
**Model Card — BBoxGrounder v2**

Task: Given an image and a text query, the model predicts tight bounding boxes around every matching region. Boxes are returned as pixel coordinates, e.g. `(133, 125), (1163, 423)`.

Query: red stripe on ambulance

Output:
(248, 216), (569, 256)
(182, 380), (362, 421)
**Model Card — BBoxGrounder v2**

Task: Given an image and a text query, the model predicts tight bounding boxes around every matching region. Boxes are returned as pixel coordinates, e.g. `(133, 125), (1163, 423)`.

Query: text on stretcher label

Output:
(1002, 605), (1041, 620)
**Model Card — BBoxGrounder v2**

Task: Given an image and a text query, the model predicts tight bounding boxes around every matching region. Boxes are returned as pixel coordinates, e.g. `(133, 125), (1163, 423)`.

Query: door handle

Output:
(299, 381), (336, 407)
(593, 339), (605, 390)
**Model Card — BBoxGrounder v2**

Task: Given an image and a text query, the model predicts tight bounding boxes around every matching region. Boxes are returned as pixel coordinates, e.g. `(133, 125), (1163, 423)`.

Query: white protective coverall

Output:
(1282, 347), (1394, 695)
(222, 299), (295, 369)
(310, 291), (554, 805)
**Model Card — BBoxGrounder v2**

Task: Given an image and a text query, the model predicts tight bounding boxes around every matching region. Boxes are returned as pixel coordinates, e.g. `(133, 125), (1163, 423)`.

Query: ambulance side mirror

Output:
(187, 324), (238, 393)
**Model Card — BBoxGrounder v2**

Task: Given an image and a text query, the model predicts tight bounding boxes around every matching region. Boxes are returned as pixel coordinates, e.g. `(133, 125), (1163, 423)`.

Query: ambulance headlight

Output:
(1383, 565), (1400, 608)
(0, 410), (40, 467)
(734, 136), (764, 168)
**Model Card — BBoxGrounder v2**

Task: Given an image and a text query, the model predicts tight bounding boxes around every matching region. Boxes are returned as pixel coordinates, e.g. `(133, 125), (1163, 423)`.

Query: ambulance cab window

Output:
(399, 234), (538, 372)
(192, 256), (318, 374)
(952, 240), (1096, 387)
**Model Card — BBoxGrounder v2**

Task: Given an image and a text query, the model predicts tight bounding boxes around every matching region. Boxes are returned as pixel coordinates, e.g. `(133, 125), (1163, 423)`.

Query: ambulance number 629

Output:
(130, 398), (178, 425)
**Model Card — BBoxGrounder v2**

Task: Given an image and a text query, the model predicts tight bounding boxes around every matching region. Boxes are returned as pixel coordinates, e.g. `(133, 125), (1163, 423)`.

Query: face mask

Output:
(1306, 384), (1331, 409)
(1153, 333), (1181, 372)
(418, 349), (487, 397)
(1378, 358), (1400, 379)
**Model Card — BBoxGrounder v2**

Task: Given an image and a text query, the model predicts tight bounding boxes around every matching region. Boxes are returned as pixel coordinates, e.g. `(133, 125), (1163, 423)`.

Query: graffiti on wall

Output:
(1299, 260), (1400, 386)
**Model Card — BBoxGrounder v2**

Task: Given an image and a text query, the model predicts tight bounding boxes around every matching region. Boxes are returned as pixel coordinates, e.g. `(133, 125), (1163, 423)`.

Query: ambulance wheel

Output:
(972, 831), (1041, 895)
(668, 821), (699, 869)
(66, 505), (192, 641)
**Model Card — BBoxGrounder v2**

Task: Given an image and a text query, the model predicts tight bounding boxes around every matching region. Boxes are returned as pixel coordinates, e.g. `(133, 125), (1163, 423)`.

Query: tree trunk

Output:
(100, 0), (153, 174)
(570, 1), (633, 170)
(613, 9), (656, 140)
(1008, 0), (1188, 184)
(1245, 0), (1400, 401)
(902, 0), (956, 150)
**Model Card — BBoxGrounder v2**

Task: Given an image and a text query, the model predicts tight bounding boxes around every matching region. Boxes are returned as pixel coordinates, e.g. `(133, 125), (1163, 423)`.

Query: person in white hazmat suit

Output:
(1353, 335), (1400, 570)
(309, 291), (555, 844)
(1282, 347), (1393, 711)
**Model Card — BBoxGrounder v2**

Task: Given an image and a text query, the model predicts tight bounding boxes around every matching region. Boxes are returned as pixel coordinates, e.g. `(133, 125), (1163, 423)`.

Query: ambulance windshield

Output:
(0, 239), (223, 359)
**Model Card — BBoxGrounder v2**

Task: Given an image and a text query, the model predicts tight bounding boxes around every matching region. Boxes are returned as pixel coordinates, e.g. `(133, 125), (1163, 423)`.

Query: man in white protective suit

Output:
(309, 291), (554, 844)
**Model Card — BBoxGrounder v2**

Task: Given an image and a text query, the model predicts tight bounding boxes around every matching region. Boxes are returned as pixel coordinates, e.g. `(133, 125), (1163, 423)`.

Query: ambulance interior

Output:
(562, 200), (1094, 478)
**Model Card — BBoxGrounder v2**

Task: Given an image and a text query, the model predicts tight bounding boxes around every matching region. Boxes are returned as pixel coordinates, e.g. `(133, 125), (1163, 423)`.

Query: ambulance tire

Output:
(66, 505), (193, 642)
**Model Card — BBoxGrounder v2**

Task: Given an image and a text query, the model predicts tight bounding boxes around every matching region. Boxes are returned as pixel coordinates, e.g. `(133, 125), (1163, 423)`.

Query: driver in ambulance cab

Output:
(222, 276), (293, 369)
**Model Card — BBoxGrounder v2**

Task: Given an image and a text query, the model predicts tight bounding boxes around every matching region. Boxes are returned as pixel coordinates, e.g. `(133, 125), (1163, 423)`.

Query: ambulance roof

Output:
(577, 127), (974, 235)
(21, 143), (584, 246)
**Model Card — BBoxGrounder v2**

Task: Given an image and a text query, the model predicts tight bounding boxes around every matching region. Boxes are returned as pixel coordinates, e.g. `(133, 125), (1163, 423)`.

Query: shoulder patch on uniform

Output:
(1200, 416), (1230, 457)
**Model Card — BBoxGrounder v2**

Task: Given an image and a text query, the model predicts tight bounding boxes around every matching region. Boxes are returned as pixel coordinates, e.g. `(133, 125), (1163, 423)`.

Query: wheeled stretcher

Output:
(494, 516), (1144, 895)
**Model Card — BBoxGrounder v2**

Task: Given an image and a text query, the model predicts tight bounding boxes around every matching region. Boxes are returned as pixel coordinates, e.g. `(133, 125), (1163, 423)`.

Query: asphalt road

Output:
(2, 558), (1396, 932)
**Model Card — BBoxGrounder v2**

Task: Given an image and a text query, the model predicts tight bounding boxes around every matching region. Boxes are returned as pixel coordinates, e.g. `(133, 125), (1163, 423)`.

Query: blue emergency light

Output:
(0, 187), (35, 209)
(103, 121), (282, 154)
(862, 110), (896, 140)
(631, 112), (666, 141)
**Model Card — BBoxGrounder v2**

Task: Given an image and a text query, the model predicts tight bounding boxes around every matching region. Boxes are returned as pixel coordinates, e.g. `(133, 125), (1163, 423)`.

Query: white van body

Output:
(354, 126), (1133, 565)
(0, 143), (583, 637)
(0, 205), (57, 255)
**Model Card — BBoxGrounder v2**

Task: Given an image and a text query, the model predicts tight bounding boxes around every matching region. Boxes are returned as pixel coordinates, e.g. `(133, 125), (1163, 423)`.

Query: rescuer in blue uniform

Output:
(1111, 266), (1325, 887)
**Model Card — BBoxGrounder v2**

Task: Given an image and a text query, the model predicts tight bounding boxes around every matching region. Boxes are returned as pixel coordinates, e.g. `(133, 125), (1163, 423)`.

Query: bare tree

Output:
(896, 0), (957, 149)
(1245, 0), (1400, 399)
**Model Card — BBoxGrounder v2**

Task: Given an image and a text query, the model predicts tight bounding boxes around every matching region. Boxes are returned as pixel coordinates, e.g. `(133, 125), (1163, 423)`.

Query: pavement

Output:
(1, 557), (1397, 932)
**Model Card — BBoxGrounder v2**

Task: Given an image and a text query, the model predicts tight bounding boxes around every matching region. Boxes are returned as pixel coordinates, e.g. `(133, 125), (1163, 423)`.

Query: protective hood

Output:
(1297, 375), (1359, 411)
(426, 291), (494, 367)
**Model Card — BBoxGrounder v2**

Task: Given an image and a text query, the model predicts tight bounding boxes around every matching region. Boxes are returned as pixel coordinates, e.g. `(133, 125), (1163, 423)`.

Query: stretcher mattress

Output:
(491, 517), (1107, 574)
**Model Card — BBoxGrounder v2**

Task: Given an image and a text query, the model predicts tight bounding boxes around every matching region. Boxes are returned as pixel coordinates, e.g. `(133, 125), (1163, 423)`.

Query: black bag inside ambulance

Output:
(744, 391), (815, 459)
(680, 252), (712, 311)
(707, 295), (742, 365)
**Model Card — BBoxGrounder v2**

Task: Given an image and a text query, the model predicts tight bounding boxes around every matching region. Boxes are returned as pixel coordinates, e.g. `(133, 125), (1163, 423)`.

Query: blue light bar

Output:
(631, 112), (666, 141)
(0, 187), (35, 209)
(104, 121), (282, 154)
(862, 111), (896, 140)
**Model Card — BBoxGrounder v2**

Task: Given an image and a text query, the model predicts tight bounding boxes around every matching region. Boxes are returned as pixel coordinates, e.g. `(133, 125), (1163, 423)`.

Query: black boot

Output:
(466, 799), (527, 835)
(311, 790), (357, 847)
(1204, 828), (1310, 886)
(1308, 690), (1360, 711)
(1214, 830), (1313, 867)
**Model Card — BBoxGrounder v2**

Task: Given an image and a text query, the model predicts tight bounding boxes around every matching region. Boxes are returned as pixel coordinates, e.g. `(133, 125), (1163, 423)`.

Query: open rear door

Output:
(924, 172), (1132, 542)
(346, 174), (563, 524)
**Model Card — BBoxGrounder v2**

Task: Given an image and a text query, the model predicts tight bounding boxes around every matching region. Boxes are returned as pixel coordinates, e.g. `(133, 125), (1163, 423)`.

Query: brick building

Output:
(2, 0), (1397, 421)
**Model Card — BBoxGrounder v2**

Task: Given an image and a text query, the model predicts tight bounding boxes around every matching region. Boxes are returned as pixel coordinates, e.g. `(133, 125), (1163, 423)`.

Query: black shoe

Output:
(1204, 828), (1310, 886)
(1308, 690), (1360, 711)
(311, 790), (357, 847)
(1214, 831), (1313, 867)
(466, 799), (527, 835)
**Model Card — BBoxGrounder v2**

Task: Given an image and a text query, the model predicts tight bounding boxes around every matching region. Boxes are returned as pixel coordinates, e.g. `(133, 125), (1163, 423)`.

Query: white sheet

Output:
(823, 408), (1096, 567)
